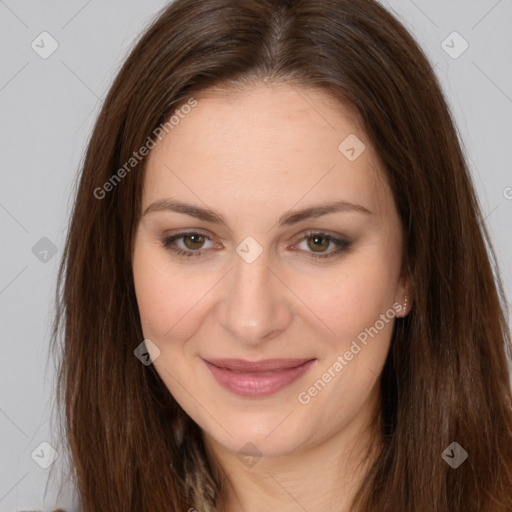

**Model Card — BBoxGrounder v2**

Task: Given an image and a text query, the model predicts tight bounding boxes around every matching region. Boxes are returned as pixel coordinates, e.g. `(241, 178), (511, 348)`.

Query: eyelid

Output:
(289, 230), (351, 259)
(162, 229), (219, 251)
(291, 228), (348, 245)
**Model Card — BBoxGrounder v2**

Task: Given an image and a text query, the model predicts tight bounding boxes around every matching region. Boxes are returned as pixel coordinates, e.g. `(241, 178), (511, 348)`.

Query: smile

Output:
(202, 358), (316, 397)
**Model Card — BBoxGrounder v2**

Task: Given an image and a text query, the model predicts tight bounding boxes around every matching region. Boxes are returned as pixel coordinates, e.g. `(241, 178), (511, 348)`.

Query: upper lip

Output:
(202, 358), (315, 372)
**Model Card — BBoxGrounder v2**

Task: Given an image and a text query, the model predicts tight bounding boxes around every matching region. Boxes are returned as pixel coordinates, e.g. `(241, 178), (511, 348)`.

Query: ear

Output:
(394, 271), (413, 318)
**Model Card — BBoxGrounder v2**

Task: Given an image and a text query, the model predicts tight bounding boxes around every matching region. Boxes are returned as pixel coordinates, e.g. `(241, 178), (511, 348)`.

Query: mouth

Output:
(202, 357), (316, 397)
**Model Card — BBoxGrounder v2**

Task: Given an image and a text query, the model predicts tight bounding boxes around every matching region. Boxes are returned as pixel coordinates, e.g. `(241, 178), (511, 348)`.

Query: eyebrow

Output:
(142, 198), (372, 227)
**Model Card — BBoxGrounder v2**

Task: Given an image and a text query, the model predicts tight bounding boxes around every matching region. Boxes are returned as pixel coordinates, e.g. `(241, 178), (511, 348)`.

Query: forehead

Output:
(142, 82), (392, 220)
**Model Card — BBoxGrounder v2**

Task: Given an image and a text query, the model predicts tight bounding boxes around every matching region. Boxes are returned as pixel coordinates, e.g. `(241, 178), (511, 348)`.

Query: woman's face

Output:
(132, 82), (408, 459)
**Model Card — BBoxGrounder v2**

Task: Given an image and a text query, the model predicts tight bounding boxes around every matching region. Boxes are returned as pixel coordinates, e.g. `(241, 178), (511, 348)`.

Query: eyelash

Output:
(161, 230), (351, 260)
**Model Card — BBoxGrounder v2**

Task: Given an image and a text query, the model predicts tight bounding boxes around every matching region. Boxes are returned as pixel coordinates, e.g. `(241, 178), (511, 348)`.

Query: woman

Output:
(50, 0), (512, 510)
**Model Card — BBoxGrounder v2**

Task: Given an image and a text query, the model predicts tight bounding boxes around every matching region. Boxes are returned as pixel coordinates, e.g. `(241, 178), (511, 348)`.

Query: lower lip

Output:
(203, 359), (316, 398)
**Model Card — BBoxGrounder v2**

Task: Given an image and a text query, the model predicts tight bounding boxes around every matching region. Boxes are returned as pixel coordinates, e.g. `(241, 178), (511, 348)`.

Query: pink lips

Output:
(202, 357), (316, 397)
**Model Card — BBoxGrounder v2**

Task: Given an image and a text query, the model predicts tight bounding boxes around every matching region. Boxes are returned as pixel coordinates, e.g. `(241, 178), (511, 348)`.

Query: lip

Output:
(202, 357), (316, 397)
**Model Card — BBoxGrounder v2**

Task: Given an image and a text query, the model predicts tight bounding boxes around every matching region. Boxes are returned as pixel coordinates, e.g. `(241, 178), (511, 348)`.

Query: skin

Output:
(132, 81), (411, 512)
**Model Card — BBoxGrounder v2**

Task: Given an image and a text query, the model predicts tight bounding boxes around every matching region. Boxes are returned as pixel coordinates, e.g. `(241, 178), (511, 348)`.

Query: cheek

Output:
(132, 222), (402, 344)
(294, 248), (401, 348)
(132, 241), (202, 342)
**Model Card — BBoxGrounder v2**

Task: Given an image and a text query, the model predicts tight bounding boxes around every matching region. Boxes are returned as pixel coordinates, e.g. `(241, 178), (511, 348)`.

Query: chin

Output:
(201, 411), (310, 459)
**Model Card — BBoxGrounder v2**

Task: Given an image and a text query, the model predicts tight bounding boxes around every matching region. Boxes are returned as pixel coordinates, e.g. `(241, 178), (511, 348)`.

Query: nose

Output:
(215, 244), (293, 346)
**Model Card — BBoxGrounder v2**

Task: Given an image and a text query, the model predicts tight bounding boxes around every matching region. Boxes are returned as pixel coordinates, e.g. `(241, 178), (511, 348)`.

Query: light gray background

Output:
(0, 1), (511, 510)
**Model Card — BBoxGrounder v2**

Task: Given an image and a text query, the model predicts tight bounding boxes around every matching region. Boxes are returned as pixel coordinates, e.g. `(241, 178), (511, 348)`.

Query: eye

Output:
(162, 232), (218, 258)
(161, 230), (351, 260)
(291, 231), (351, 259)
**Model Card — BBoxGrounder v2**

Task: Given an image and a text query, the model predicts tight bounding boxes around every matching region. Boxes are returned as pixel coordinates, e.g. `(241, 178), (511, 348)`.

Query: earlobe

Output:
(400, 295), (409, 316)
(395, 275), (412, 317)
(397, 289), (414, 317)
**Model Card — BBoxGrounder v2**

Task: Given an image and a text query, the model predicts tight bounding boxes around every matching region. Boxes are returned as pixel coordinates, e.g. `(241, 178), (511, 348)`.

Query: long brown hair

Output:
(50, 0), (512, 510)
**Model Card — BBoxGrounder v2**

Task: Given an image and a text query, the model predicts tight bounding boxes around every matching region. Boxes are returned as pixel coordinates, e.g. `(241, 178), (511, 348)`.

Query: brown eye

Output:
(162, 230), (350, 260)
(182, 233), (206, 250)
(306, 234), (331, 253)
(162, 232), (216, 258)
(294, 231), (351, 259)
